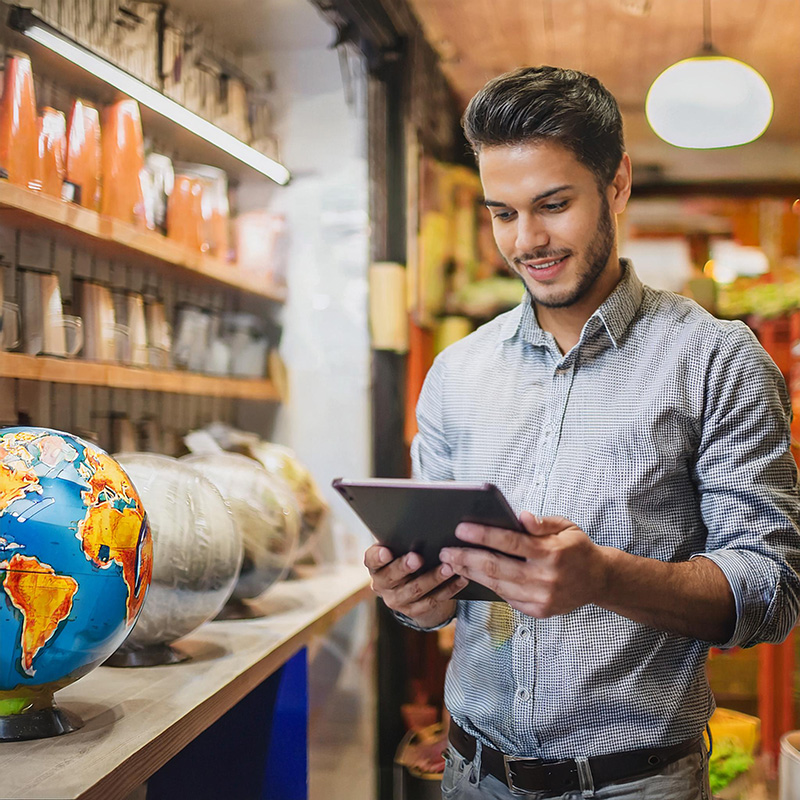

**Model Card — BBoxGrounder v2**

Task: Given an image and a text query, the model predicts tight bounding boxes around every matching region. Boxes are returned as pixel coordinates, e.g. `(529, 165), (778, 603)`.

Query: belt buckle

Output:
(503, 754), (543, 796)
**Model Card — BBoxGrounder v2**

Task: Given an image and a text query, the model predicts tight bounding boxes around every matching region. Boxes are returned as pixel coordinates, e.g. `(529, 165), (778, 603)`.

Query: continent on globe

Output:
(0, 553), (79, 677)
(80, 450), (137, 508)
(76, 505), (152, 623)
(0, 461), (40, 513)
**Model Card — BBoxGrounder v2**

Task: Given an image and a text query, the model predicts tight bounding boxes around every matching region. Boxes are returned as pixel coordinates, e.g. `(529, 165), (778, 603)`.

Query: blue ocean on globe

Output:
(0, 427), (152, 699)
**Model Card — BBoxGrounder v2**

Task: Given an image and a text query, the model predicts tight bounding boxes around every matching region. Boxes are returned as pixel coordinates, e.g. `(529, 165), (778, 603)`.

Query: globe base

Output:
(105, 642), (189, 668)
(215, 598), (266, 620)
(0, 704), (83, 741)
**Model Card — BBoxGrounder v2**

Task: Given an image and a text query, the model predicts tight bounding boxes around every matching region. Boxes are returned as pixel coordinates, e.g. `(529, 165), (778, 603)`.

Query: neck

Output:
(534, 255), (624, 354)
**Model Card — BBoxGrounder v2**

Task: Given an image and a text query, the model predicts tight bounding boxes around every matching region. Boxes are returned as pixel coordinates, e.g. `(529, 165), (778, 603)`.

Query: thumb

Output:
(520, 511), (571, 536)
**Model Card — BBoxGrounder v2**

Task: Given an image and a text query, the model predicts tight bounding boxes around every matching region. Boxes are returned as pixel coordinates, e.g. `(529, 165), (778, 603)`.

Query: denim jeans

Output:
(441, 742), (711, 800)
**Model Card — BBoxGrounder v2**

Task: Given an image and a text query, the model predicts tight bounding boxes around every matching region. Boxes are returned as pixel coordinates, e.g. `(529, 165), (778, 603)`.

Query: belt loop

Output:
(470, 740), (483, 784)
(575, 757), (595, 797)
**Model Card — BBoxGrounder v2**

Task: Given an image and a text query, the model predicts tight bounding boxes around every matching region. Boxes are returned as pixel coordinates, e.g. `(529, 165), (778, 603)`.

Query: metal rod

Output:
(703, 0), (712, 50)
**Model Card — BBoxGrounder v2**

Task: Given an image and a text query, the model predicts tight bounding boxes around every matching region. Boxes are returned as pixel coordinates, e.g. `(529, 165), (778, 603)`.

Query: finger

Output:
(404, 574), (469, 616)
(364, 545), (394, 572)
(370, 551), (425, 593)
(440, 546), (527, 589)
(519, 512), (574, 537)
(392, 563), (459, 607)
(454, 523), (532, 559)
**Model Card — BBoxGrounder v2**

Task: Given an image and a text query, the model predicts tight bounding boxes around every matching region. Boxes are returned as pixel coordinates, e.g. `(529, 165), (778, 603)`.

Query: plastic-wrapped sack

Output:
(245, 442), (328, 556)
(108, 453), (242, 666)
(181, 452), (300, 607)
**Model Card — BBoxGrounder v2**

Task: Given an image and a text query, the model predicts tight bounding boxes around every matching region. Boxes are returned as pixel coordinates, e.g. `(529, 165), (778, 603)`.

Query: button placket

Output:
(534, 360), (575, 516)
(511, 610), (539, 747)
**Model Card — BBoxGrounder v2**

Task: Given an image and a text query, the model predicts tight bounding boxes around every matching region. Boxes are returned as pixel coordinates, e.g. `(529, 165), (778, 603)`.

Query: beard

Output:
(511, 193), (615, 309)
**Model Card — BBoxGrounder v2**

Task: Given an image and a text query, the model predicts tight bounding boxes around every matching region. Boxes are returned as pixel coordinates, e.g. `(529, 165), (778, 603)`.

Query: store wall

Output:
(239, 12), (373, 564)
(239, 9), (377, 800)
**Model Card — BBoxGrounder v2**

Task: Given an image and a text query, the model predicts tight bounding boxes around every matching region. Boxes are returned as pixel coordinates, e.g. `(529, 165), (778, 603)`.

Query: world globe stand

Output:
(105, 642), (190, 668)
(0, 688), (83, 741)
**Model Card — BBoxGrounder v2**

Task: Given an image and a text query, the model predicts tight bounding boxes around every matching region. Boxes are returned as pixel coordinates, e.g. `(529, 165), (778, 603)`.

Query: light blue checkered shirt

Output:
(409, 261), (800, 760)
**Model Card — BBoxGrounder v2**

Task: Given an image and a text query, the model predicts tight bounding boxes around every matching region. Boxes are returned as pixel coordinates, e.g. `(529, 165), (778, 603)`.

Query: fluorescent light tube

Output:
(9, 8), (290, 185)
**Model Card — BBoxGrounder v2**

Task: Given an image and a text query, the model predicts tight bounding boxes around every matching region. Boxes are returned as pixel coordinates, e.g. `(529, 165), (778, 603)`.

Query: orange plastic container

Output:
(101, 99), (146, 226)
(65, 99), (102, 210)
(0, 52), (41, 190)
(167, 175), (204, 251)
(38, 107), (67, 198)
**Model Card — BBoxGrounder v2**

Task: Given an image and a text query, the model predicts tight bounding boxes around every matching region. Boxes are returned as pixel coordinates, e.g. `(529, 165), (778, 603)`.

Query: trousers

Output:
(441, 742), (711, 800)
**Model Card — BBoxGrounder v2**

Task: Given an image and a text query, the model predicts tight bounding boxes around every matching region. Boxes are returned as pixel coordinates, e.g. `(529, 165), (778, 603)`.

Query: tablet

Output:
(332, 478), (525, 601)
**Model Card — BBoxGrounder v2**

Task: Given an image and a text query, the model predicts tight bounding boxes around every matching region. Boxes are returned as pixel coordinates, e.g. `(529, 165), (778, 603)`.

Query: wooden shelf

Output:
(0, 352), (281, 401)
(0, 565), (372, 800)
(0, 183), (286, 303)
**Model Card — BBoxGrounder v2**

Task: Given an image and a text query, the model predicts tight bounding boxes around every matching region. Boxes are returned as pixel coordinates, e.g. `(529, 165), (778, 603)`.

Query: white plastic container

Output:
(780, 731), (800, 799)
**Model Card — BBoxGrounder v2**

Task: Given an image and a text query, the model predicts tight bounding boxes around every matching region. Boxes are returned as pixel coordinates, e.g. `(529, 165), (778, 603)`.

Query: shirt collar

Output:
(500, 259), (644, 349)
(594, 259), (644, 348)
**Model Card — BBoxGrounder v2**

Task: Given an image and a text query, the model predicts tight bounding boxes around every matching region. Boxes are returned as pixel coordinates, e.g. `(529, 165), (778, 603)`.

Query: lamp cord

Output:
(702, 0), (713, 52)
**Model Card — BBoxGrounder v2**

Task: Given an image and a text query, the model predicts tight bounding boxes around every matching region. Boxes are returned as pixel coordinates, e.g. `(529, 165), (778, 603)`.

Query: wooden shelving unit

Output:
(0, 352), (280, 401)
(0, 565), (372, 800)
(0, 183), (286, 303)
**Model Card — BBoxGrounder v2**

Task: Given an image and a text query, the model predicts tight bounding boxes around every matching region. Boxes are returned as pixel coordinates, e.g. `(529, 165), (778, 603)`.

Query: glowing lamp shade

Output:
(645, 56), (773, 149)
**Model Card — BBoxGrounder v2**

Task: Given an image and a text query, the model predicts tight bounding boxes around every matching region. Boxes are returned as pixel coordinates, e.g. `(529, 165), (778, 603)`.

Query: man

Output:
(365, 66), (800, 799)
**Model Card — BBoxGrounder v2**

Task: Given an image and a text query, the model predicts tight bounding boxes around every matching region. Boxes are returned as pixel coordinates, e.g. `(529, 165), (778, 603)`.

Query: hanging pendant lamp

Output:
(645, 0), (773, 149)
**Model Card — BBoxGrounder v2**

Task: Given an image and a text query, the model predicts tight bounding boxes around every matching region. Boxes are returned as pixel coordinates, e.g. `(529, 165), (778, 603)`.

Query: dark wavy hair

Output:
(462, 66), (625, 188)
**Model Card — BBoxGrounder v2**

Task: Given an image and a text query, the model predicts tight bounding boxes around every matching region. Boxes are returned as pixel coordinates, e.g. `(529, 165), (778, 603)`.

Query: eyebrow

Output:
(483, 184), (574, 208)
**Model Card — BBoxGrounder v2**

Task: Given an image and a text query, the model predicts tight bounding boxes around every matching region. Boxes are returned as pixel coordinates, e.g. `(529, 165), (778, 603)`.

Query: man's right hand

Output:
(364, 544), (466, 629)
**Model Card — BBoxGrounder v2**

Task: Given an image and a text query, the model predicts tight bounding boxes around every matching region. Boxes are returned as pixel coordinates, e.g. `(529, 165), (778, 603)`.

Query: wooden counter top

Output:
(0, 563), (372, 800)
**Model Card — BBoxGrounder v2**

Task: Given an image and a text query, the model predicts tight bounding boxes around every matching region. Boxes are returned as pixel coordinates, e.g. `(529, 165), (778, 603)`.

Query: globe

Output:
(107, 454), (243, 667)
(181, 453), (299, 618)
(0, 427), (153, 740)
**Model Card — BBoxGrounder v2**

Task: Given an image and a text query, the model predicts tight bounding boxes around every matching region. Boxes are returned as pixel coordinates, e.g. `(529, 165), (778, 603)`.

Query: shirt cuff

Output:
(392, 608), (457, 632)
(692, 550), (776, 649)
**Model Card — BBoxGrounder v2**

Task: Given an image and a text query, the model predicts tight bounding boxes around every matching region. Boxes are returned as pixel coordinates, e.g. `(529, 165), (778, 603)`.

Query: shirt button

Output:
(518, 627), (530, 640)
(516, 687), (531, 702)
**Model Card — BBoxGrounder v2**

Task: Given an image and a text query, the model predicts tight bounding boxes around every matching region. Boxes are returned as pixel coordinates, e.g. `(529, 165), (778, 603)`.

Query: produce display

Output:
(717, 277), (800, 319)
(707, 707), (760, 794)
(108, 454), (243, 667)
(0, 427), (152, 739)
(708, 738), (754, 794)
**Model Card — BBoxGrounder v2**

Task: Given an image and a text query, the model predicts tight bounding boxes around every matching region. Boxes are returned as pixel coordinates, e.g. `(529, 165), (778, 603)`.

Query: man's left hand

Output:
(439, 511), (610, 617)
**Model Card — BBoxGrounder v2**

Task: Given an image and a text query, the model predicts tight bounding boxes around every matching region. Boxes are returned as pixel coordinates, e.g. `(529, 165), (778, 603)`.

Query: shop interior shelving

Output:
(0, 352), (280, 401)
(1, 17), (280, 188)
(0, 564), (372, 800)
(0, 183), (286, 303)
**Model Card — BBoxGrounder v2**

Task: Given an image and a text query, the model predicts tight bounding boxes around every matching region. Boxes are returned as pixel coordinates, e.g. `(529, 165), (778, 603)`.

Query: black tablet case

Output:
(332, 479), (524, 601)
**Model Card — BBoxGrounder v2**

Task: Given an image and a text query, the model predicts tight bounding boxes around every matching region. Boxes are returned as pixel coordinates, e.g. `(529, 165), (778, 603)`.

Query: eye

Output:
(541, 200), (568, 212)
(491, 209), (515, 221)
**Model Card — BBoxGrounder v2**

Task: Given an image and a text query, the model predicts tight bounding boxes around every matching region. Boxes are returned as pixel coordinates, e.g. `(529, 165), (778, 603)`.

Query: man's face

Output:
(478, 140), (621, 310)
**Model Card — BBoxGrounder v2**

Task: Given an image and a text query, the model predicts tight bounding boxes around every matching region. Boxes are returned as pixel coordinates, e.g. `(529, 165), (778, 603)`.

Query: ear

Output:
(608, 153), (632, 214)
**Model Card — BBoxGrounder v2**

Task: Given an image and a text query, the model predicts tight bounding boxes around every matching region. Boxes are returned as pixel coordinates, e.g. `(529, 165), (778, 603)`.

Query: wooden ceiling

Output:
(405, 0), (800, 184)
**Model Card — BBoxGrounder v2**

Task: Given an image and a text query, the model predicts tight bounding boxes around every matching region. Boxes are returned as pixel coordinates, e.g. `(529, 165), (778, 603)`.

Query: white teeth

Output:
(529, 257), (563, 270)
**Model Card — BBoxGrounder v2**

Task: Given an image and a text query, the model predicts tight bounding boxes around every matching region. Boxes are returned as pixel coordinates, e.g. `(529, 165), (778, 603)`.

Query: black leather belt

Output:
(449, 721), (703, 794)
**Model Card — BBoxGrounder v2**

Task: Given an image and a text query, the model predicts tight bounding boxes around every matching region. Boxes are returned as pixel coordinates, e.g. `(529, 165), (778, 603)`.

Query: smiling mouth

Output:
(520, 254), (570, 271)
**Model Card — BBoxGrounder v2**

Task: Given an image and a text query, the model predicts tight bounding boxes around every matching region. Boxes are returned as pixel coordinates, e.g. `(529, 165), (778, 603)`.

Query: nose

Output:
(515, 212), (549, 254)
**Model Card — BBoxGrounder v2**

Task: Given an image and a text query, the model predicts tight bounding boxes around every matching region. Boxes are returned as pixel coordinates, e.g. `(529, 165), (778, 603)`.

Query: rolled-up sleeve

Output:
(693, 322), (800, 648)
